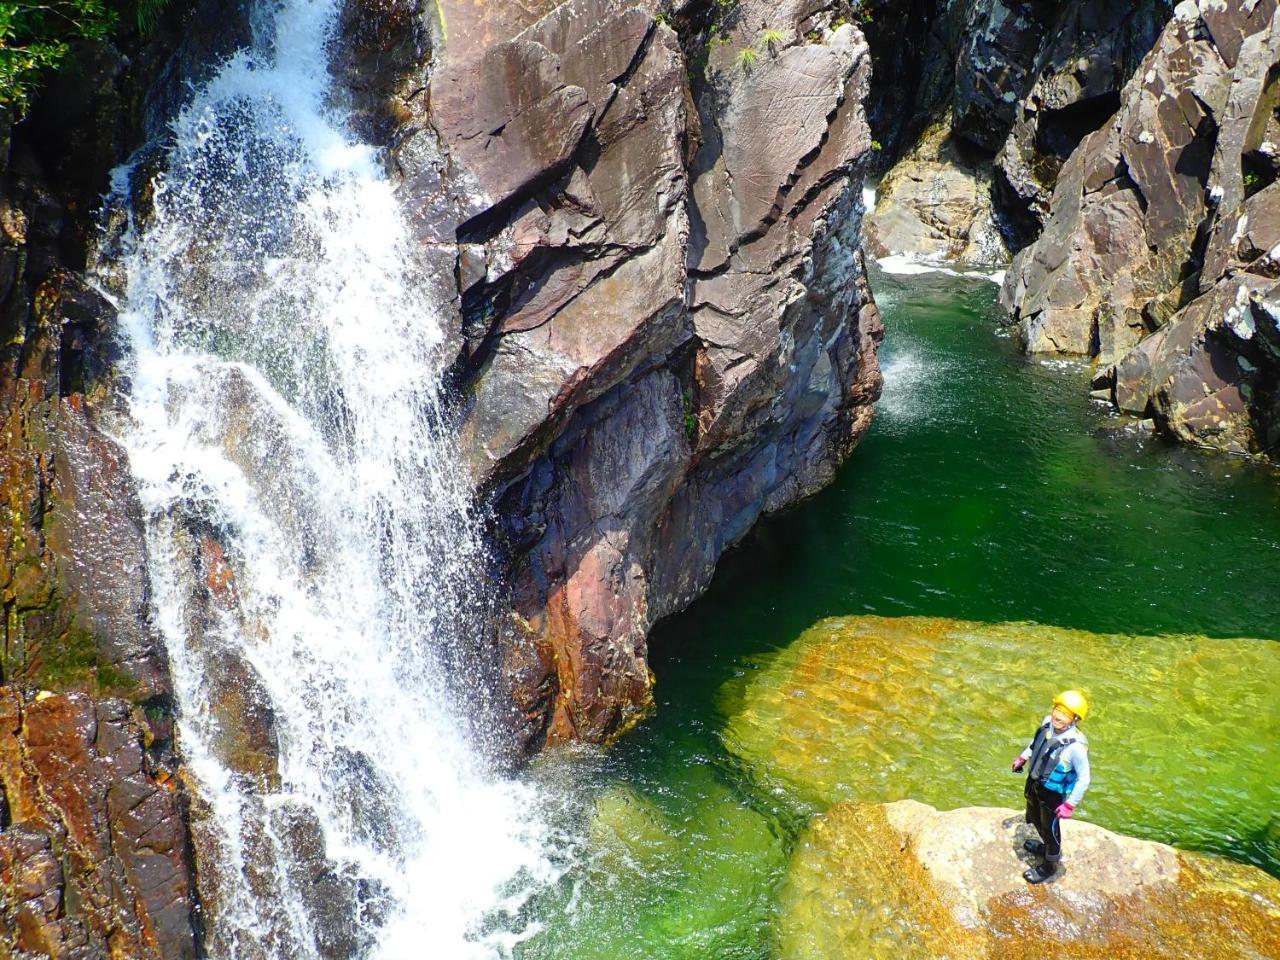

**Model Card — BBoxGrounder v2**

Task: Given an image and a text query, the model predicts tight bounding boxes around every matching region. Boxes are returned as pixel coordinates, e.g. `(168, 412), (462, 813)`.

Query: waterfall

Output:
(103, 0), (559, 954)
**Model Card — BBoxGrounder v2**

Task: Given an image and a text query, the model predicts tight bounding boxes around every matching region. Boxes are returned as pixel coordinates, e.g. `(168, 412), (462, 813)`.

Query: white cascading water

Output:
(103, 0), (561, 955)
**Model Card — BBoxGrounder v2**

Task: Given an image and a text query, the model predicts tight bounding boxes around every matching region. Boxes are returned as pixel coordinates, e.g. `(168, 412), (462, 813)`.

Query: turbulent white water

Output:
(104, 0), (559, 955)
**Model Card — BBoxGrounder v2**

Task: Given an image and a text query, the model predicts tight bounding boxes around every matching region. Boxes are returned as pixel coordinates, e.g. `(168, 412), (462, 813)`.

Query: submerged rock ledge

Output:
(781, 799), (1280, 960)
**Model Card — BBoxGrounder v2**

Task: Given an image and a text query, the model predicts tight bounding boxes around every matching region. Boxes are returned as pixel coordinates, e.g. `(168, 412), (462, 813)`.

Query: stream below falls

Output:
(511, 266), (1280, 959)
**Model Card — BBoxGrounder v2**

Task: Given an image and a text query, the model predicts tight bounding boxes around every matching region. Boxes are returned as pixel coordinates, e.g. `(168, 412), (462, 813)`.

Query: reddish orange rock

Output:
(0, 689), (198, 959)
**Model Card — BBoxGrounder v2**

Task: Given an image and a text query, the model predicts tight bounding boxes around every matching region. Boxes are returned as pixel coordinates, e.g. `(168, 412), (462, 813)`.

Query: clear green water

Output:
(514, 270), (1280, 958)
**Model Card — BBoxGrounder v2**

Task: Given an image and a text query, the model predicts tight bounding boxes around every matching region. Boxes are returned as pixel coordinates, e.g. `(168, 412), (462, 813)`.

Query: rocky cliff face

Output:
(1002, 0), (1280, 456)
(352, 0), (882, 748)
(861, 0), (1168, 268)
(3, 0), (882, 771)
(866, 0), (1280, 459)
(0, 1), (263, 951)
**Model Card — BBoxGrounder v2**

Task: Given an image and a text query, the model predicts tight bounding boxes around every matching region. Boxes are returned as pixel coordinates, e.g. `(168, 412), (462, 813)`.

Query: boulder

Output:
(721, 615), (1280, 871)
(863, 123), (1010, 266)
(780, 799), (1280, 960)
(1108, 274), (1280, 454)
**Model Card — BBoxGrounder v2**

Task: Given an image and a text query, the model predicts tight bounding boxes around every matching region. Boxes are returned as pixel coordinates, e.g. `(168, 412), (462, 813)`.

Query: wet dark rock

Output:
(0, 690), (198, 959)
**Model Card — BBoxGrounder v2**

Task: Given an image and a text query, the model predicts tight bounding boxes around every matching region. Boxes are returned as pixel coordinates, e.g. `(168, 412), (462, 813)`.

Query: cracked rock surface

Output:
(0, 691), (196, 960)
(359, 0), (883, 747)
(1001, 0), (1280, 456)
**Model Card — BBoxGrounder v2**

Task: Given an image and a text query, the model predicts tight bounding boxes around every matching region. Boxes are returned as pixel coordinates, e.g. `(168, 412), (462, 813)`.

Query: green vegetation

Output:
(0, 0), (167, 116)
(30, 623), (137, 697)
(735, 46), (757, 72)
(682, 389), (697, 441)
(757, 27), (788, 55)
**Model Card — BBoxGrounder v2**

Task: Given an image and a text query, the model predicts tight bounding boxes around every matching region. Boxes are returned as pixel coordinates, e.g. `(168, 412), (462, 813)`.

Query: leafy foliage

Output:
(736, 45), (758, 72)
(0, 0), (165, 116)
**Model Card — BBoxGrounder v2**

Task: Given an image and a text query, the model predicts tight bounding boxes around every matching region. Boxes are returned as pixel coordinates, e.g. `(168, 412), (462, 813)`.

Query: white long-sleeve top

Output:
(1019, 715), (1091, 807)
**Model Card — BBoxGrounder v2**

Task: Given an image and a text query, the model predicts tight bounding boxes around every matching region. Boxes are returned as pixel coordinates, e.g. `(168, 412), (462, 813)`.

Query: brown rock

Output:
(864, 123), (1010, 266)
(0, 375), (168, 699)
(992, 0), (1170, 245)
(781, 800), (1280, 960)
(0, 689), (197, 959)
(1000, 4), (1236, 360)
(368, 1), (884, 746)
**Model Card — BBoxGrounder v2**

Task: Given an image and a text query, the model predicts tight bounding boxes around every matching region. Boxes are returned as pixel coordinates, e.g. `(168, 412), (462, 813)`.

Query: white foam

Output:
(876, 253), (1006, 285)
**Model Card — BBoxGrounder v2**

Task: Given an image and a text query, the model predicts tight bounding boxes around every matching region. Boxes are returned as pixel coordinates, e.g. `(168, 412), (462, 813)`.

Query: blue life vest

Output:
(1027, 722), (1079, 796)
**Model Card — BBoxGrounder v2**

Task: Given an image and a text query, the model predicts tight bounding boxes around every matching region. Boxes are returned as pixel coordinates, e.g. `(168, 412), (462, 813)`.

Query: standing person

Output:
(1010, 690), (1091, 884)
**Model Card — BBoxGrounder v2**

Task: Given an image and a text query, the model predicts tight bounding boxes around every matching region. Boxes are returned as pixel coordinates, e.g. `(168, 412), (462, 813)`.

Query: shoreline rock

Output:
(999, 0), (1280, 457)
(780, 799), (1280, 960)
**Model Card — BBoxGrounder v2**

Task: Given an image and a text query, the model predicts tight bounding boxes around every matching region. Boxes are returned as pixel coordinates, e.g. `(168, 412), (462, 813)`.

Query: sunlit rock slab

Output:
(779, 799), (1280, 960)
(721, 615), (1280, 870)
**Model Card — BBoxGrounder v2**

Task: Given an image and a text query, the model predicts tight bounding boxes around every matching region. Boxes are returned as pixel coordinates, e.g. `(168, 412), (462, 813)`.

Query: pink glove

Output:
(1011, 756), (1027, 773)
(1056, 802), (1075, 819)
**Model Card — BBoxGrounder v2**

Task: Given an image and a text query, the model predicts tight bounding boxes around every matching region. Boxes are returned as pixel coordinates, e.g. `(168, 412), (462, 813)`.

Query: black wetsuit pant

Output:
(1024, 780), (1066, 862)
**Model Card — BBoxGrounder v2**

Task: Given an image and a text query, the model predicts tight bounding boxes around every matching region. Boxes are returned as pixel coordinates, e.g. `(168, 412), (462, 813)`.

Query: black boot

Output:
(1023, 861), (1056, 884)
(1023, 839), (1046, 857)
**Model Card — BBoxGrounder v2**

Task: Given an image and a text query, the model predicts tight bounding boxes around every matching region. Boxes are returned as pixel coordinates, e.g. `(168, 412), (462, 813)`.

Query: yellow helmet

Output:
(1054, 690), (1089, 721)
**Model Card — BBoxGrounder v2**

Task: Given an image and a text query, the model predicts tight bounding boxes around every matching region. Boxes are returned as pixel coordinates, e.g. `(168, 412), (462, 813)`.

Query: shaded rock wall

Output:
(341, 0), (882, 748)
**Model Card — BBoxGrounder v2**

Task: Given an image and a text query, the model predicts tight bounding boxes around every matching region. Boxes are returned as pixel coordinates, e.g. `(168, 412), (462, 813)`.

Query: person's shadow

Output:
(1003, 813), (1068, 883)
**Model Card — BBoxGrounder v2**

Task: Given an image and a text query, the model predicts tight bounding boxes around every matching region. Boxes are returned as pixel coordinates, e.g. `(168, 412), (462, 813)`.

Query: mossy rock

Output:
(779, 800), (1280, 960)
(721, 615), (1280, 872)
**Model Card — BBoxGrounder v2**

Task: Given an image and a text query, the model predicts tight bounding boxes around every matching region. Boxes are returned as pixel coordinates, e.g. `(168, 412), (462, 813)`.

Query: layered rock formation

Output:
(1001, 0), (1280, 456)
(780, 799), (1280, 960)
(359, 0), (883, 747)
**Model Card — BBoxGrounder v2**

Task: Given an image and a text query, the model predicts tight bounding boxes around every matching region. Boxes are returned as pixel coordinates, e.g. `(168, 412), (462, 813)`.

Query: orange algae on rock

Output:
(779, 800), (1280, 960)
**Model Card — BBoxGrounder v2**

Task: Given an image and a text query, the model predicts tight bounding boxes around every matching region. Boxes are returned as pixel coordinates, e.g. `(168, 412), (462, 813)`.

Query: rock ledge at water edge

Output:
(780, 799), (1280, 960)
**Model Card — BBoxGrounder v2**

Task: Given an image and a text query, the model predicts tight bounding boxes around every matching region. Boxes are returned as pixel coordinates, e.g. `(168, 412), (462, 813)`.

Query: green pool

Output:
(514, 269), (1280, 959)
